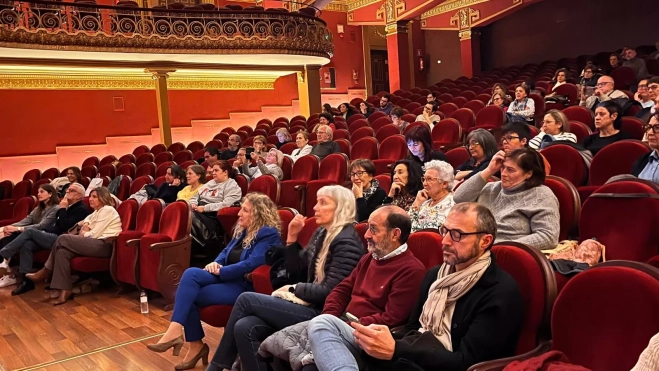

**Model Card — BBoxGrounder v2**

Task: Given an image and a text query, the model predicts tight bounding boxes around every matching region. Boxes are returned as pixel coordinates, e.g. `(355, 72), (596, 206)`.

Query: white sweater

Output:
(528, 131), (578, 150)
(82, 205), (122, 239)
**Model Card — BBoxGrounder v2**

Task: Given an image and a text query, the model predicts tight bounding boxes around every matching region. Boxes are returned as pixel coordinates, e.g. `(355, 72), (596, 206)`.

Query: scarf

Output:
(362, 179), (380, 201)
(418, 251), (492, 351)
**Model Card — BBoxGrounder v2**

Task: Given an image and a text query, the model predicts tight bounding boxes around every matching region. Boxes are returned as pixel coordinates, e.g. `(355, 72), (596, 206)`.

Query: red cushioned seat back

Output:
(589, 140), (650, 186)
(609, 66), (637, 90)
(544, 176), (580, 241)
(137, 199), (164, 234)
(156, 162), (174, 178)
(232, 174), (247, 197)
(129, 175), (152, 195)
(354, 222), (369, 247)
(551, 83), (578, 105)
(186, 141), (204, 154)
(82, 156), (100, 168)
(117, 198), (138, 231)
(580, 181), (659, 262)
(406, 231), (444, 270)
(368, 111), (387, 124)
(540, 144), (586, 186)
(22, 169), (41, 182)
(333, 129), (350, 141)
(567, 120), (592, 143)
(432, 119), (463, 150)
(248, 175), (280, 204)
(437, 103), (459, 117)
(552, 262), (659, 371)
(173, 150), (193, 164)
(347, 113), (365, 126)
(298, 217), (318, 247)
(117, 163), (136, 179)
(41, 168), (59, 180)
(335, 139), (350, 155)
(621, 117), (645, 140)
(135, 162), (156, 179)
(348, 119), (369, 134)
(31, 179), (51, 197)
(12, 196), (36, 220)
(132, 145), (150, 157)
(463, 100), (485, 114)
(374, 174), (391, 194)
(0, 180), (13, 200)
(159, 200), (191, 241)
(150, 143), (167, 156)
(218, 206), (240, 238)
(12, 180), (32, 199)
(154, 151), (173, 166)
(377, 135), (407, 161)
(100, 155), (117, 167)
(476, 105), (506, 128)
(371, 117), (392, 133)
(449, 96), (468, 108)
(493, 242), (556, 354)
(280, 142), (298, 155)
(278, 208), (297, 244)
(375, 124), (401, 144)
(350, 127), (375, 143)
(319, 153), (348, 183)
(291, 155), (319, 182)
(135, 152), (155, 167)
(350, 137), (378, 160)
(445, 147), (471, 169)
(563, 106), (594, 130)
(98, 164), (116, 180)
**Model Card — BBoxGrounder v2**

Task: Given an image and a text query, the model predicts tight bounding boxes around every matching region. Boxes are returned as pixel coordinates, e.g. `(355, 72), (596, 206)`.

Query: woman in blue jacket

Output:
(146, 192), (282, 370)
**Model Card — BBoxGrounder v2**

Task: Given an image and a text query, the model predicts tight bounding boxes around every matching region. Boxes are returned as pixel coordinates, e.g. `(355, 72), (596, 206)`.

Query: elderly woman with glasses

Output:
(243, 148), (284, 181)
(528, 110), (577, 150)
(453, 148), (560, 251)
(350, 159), (386, 222)
(632, 114), (659, 183)
(408, 160), (456, 233)
(455, 129), (499, 181)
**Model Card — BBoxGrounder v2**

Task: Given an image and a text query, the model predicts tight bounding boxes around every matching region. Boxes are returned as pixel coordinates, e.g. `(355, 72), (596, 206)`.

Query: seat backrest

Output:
(319, 153), (349, 182)
(156, 161), (174, 178)
(377, 135), (407, 161)
(31, 179), (51, 197)
(368, 111), (387, 123)
(350, 126), (375, 143)
(186, 140), (204, 153)
(137, 199), (164, 234)
(117, 176), (132, 201)
(234, 174), (249, 197)
(173, 150), (193, 164)
(445, 147), (471, 169)
(620, 116), (645, 140)
(41, 168), (59, 180)
(463, 100), (485, 114)
(298, 217), (318, 247)
(348, 119), (369, 134)
(406, 230), (444, 270)
(589, 140), (650, 186)
(354, 222), (369, 248)
(154, 151), (173, 165)
(567, 120), (592, 143)
(375, 124), (401, 144)
(12, 196), (36, 220)
(291, 155), (319, 182)
(23, 169), (41, 182)
(277, 208), (298, 244)
(350, 137), (379, 160)
(150, 143), (167, 156)
(540, 144), (587, 186)
(129, 175), (152, 195)
(12, 180), (33, 199)
(551, 83), (578, 105)
(247, 175), (280, 204)
(117, 163), (136, 179)
(543, 175), (580, 241)
(116, 198), (138, 231)
(100, 155), (117, 167)
(371, 116), (392, 133)
(98, 164), (116, 179)
(563, 106), (594, 130)
(492, 242), (556, 354)
(552, 262), (659, 371)
(158, 201), (191, 240)
(476, 105), (506, 128)
(437, 103), (459, 117)
(132, 145), (150, 157)
(135, 152), (155, 167)
(432, 118), (463, 147)
(0, 180), (13, 200)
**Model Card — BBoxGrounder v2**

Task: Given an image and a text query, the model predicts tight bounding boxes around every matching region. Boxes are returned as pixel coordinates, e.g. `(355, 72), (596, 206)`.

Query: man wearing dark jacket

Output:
(0, 183), (90, 295)
(310, 125), (342, 160)
(632, 118), (659, 183)
(341, 202), (524, 371)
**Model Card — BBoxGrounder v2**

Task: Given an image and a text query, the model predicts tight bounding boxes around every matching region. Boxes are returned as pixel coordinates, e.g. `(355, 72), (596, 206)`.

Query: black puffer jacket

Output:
(284, 224), (364, 308)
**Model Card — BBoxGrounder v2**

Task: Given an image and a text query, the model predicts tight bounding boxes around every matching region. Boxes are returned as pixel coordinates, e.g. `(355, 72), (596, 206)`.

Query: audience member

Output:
(232, 147), (249, 171)
(580, 75), (628, 110)
(27, 187), (122, 305)
(377, 94), (394, 115)
(390, 107), (409, 133)
(50, 166), (82, 198)
(209, 185), (364, 371)
(547, 68), (569, 93)
(632, 114), (659, 183)
(288, 131), (312, 162)
(382, 160), (423, 211)
(322, 203), (524, 371)
(405, 125), (447, 171)
(129, 164), (186, 205)
(455, 129), (499, 181)
(453, 148), (560, 250)
(623, 48), (650, 81)
(604, 53), (621, 75)
(487, 83), (511, 106)
(0, 183), (89, 294)
(242, 148), (284, 181)
(583, 100), (631, 155)
(310, 125), (341, 160)
(322, 103), (333, 115)
(359, 101), (374, 118)
(220, 135), (241, 160)
(635, 78), (655, 109)
(146, 193), (282, 369)
(317, 113), (336, 132)
(580, 64), (600, 88)
(176, 165), (206, 202)
(415, 102), (441, 129)
(408, 160), (455, 233)
(203, 147), (220, 164)
(501, 123), (551, 175)
(490, 92), (507, 110)
(508, 84), (535, 124)
(529, 110), (577, 149)
(275, 128), (293, 149)
(350, 159), (386, 222)
(252, 135), (268, 160)
(339, 102), (357, 120)
(427, 92), (439, 104)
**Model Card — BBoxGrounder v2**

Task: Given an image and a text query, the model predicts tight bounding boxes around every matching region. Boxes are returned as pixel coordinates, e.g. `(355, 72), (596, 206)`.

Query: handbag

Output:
(541, 239), (606, 266)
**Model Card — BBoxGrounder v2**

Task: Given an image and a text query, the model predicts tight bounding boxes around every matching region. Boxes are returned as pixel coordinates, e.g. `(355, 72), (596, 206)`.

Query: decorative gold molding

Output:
(376, 0), (405, 25)
(347, 0), (381, 12)
(421, 0), (488, 19)
(458, 29), (471, 40)
(450, 7), (480, 29)
(325, 0), (349, 12)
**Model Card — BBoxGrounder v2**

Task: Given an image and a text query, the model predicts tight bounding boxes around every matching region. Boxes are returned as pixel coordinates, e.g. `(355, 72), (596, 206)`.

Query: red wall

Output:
(319, 11), (366, 92)
(0, 74), (298, 157)
(424, 30), (462, 84)
(480, 0), (659, 70)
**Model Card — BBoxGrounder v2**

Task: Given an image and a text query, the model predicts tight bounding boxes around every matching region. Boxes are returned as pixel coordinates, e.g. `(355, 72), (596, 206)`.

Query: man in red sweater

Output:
(306, 205), (426, 369)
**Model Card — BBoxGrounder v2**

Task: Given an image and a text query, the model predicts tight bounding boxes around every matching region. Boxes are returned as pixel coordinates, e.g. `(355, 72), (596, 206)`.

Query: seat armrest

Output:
(150, 235), (193, 251)
(293, 184), (307, 191)
(467, 341), (552, 371)
(126, 239), (141, 249)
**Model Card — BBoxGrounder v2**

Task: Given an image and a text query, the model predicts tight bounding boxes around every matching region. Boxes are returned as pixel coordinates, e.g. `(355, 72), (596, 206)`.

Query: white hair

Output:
(318, 124), (334, 140)
(424, 160), (455, 190)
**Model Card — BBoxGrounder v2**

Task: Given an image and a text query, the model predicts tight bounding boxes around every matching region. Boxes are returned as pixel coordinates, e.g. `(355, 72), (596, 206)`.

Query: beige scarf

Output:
(418, 251), (492, 351)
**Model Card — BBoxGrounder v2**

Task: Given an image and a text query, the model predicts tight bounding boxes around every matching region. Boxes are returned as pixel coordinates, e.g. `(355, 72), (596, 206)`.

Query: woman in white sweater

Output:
(528, 110), (577, 150)
(288, 131), (312, 162)
(27, 187), (122, 305)
(453, 148), (560, 251)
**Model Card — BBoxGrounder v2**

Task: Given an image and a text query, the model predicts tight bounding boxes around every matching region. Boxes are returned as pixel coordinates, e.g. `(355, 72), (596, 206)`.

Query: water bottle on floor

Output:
(140, 290), (149, 314)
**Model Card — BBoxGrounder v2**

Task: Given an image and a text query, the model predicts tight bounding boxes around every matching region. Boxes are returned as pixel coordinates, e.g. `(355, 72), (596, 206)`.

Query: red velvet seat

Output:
(463, 100), (485, 114)
(249, 174), (280, 204)
(279, 155), (320, 213)
(279, 142), (298, 155)
(156, 161), (175, 178)
(432, 118), (463, 150)
(333, 129), (350, 141)
(132, 145), (150, 157)
(0, 180), (13, 200)
(205, 139), (223, 150)
(214, 132), (230, 142)
(371, 116), (392, 133)
(350, 137), (378, 160)
(406, 230), (444, 269)
(550, 84), (578, 106)
(154, 151), (173, 166)
(621, 116), (645, 140)
(128, 175), (153, 195)
(449, 108), (477, 132)
(150, 143), (167, 156)
(22, 169), (41, 182)
(367, 111), (387, 124)
(0, 196), (36, 227)
(347, 114), (365, 126)
(567, 120), (592, 143)
(563, 106), (594, 130)
(137, 201), (192, 306)
(449, 96), (468, 108)
(100, 155), (117, 167)
(437, 102), (459, 117)
(303, 154), (349, 216)
(135, 152), (155, 167)
(540, 144), (587, 187)
(116, 163), (136, 179)
(610, 66), (637, 90)
(445, 147), (471, 169)
(173, 150), (193, 164)
(41, 168), (59, 180)
(373, 135), (408, 175)
(348, 119), (369, 134)
(118, 154), (135, 165)
(186, 141), (204, 154)
(375, 124), (400, 144)
(544, 175), (580, 241)
(135, 162), (156, 180)
(116, 176), (132, 201)
(335, 139), (350, 155)
(350, 126), (375, 143)
(98, 164), (116, 179)
(82, 156), (100, 169)
(234, 174), (249, 197)
(30, 179), (51, 196)
(475, 105), (506, 129)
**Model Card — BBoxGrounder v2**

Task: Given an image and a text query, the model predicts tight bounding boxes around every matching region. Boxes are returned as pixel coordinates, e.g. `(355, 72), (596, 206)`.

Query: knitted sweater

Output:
(11, 205), (59, 231)
(189, 178), (242, 212)
(453, 173), (560, 250)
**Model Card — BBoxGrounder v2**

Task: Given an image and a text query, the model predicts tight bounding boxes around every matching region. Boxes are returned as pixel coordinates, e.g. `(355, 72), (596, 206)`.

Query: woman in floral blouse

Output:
(408, 160), (456, 233)
(382, 160), (423, 212)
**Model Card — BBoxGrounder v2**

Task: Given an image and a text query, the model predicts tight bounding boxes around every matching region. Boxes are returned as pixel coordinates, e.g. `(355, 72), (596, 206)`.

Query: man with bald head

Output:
(580, 75), (628, 110)
(0, 182), (90, 295)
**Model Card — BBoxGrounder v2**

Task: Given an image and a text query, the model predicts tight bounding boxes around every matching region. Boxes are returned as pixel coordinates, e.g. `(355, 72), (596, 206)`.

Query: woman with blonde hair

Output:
(275, 128), (293, 149)
(177, 165), (206, 202)
(243, 148), (284, 180)
(528, 109), (577, 149)
(209, 185), (364, 371)
(147, 193), (283, 370)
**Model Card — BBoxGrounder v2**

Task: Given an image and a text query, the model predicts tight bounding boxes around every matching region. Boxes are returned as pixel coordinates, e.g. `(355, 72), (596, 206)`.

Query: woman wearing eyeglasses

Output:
(453, 148), (560, 251)
(455, 129), (499, 181)
(632, 114), (659, 183)
(408, 160), (455, 233)
(528, 110), (577, 150)
(350, 159), (386, 222)
(489, 92), (508, 110)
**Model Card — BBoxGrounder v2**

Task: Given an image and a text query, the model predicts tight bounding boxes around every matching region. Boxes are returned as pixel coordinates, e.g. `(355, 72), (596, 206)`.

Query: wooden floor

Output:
(0, 284), (225, 371)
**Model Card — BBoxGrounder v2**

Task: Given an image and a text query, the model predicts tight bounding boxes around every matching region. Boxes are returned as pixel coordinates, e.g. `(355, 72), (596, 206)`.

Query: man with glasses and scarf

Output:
(319, 202), (523, 371)
(579, 75), (628, 110)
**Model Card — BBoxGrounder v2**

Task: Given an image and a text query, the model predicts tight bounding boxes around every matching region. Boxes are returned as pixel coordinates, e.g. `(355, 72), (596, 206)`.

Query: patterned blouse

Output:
(408, 193), (456, 233)
(383, 192), (416, 212)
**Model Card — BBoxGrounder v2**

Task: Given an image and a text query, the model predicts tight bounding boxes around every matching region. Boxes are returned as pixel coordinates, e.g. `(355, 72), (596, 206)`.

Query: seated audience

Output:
(189, 161), (242, 249)
(315, 113), (336, 132)
(580, 64), (601, 88)
(288, 131), (313, 162)
(583, 100), (631, 155)
(26, 187), (122, 305)
(242, 148), (284, 181)
(580, 75), (628, 110)
(359, 101), (374, 118)
(146, 193), (282, 369)
(220, 135), (242, 161)
(453, 148), (560, 250)
(487, 83), (511, 106)
(455, 129), (499, 181)
(322, 103), (333, 115)
(603, 53), (621, 75)
(129, 164), (186, 205)
(489, 92), (508, 110)
(623, 48), (650, 81)
(415, 102), (441, 129)
(209, 185), (364, 371)
(635, 78), (655, 109)
(546, 68), (569, 95)
(377, 94), (394, 115)
(316, 202), (524, 371)
(651, 41), (659, 59)
(405, 125), (447, 171)
(408, 160), (455, 233)
(252, 135), (268, 160)
(232, 147), (249, 172)
(263, 206), (426, 369)
(382, 160), (423, 211)
(391, 107), (409, 133)
(427, 91), (439, 104)
(502, 123), (551, 175)
(50, 167), (82, 198)
(310, 125), (341, 160)
(339, 102), (357, 120)
(529, 109), (577, 149)
(275, 128), (293, 149)
(350, 159), (386, 222)
(632, 114), (659, 183)
(507, 84), (535, 124)
(177, 165), (206, 202)
(202, 147), (220, 164)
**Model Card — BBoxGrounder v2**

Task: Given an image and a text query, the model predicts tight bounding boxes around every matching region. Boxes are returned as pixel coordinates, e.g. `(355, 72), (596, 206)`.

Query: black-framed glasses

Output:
(439, 226), (488, 242)
(350, 171), (367, 178)
(649, 85), (659, 91)
(501, 135), (520, 143)
(596, 82), (613, 87)
(644, 124), (659, 134)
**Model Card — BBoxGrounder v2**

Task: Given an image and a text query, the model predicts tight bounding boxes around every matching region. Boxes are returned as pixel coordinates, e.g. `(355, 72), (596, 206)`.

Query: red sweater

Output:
(322, 249), (426, 327)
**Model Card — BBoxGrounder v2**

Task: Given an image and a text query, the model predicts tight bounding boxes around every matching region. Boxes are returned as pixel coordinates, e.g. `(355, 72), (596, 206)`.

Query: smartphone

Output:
(345, 312), (360, 324)
(245, 147), (255, 157)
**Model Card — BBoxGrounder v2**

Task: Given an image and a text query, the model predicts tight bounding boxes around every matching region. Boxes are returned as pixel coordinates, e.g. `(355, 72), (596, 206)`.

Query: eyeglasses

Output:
(501, 135), (520, 143)
(638, 84), (648, 89)
(350, 171), (367, 178)
(596, 82), (613, 87)
(644, 124), (659, 134)
(421, 176), (441, 183)
(439, 226), (488, 242)
(465, 141), (481, 149)
(584, 70), (593, 74)
(649, 85), (659, 91)
(65, 189), (80, 194)
(493, 97), (503, 102)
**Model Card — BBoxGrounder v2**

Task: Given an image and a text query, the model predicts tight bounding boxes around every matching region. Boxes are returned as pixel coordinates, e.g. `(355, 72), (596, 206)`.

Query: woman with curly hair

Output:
(146, 193), (283, 370)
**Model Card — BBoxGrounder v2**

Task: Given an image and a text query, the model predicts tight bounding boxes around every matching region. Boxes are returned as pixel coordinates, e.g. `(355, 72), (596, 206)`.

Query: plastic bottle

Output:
(140, 290), (149, 314)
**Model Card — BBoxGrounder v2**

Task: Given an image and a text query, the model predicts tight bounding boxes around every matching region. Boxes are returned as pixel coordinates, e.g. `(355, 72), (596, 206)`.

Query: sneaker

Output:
(0, 275), (17, 288)
(0, 259), (8, 269)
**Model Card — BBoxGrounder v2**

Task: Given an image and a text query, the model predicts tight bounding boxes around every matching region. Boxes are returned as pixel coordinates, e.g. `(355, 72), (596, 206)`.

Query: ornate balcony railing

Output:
(0, 0), (333, 58)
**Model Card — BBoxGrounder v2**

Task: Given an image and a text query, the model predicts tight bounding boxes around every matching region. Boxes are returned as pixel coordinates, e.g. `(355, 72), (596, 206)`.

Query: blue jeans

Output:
(308, 314), (363, 371)
(208, 292), (321, 371)
(0, 229), (58, 274)
(171, 268), (249, 342)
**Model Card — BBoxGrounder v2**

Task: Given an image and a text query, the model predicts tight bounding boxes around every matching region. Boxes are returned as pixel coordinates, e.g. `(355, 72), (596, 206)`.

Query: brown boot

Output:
(26, 267), (51, 283)
(51, 290), (74, 306)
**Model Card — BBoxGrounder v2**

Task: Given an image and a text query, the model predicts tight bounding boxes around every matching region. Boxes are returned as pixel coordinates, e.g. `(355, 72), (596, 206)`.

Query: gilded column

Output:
(146, 69), (175, 147)
(297, 66), (322, 118)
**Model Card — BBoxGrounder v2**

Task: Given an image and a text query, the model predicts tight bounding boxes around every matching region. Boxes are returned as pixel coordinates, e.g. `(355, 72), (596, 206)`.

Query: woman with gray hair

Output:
(243, 148), (284, 180)
(455, 129), (499, 181)
(275, 128), (293, 149)
(408, 160), (456, 233)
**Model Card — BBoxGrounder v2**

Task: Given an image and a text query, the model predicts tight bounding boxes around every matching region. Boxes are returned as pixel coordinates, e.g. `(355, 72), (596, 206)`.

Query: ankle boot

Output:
(26, 267), (51, 283)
